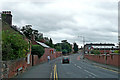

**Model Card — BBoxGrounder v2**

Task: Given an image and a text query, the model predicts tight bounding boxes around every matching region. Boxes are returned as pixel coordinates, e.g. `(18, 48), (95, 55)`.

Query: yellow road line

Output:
(54, 64), (58, 80)
(54, 65), (56, 80)
(94, 65), (120, 73)
(56, 65), (58, 80)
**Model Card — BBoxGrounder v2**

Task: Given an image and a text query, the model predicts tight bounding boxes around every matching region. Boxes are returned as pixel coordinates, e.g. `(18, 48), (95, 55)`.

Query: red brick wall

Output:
(85, 54), (120, 67)
(33, 55), (39, 65)
(2, 58), (28, 78)
(32, 48), (62, 66)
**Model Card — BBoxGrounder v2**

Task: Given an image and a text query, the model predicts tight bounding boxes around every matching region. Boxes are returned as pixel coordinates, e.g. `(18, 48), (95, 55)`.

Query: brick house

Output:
(84, 43), (119, 54)
(31, 38), (58, 65)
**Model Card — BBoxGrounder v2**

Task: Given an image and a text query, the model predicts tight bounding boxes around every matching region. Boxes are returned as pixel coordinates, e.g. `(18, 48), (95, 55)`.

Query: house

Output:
(31, 35), (58, 65)
(84, 43), (119, 54)
(1, 11), (32, 78)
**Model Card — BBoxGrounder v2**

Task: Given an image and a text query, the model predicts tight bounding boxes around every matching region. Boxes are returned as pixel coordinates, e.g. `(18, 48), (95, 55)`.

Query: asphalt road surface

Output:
(16, 53), (119, 79)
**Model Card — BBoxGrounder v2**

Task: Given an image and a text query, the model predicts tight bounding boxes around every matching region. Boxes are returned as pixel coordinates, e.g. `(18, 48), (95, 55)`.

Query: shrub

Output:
(91, 50), (101, 55)
(114, 50), (119, 53)
(2, 30), (29, 60)
(31, 45), (44, 58)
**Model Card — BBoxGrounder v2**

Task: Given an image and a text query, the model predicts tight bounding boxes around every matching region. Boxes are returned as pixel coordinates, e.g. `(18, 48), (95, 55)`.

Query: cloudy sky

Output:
(0, 0), (119, 47)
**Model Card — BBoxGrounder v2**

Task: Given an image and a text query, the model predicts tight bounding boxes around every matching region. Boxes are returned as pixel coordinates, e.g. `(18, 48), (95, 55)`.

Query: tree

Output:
(21, 25), (33, 40)
(21, 25), (43, 41)
(54, 40), (72, 55)
(61, 40), (72, 54)
(49, 38), (54, 48)
(62, 49), (68, 55)
(73, 43), (78, 53)
(54, 46), (62, 51)
(44, 37), (54, 48)
(50, 38), (53, 44)
(31, 45), (45, 58)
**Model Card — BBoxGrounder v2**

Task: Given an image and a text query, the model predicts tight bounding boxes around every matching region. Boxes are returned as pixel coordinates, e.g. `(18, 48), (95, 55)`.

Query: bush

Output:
(91, 50), (101, 55)
(31, 45), (44, 58)
(2, 30), (29, 60)
(114, 50), (119, 53)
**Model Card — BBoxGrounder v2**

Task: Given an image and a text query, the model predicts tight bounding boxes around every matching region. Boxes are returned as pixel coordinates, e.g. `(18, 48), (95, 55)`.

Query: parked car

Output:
(62, 56), (70, 64)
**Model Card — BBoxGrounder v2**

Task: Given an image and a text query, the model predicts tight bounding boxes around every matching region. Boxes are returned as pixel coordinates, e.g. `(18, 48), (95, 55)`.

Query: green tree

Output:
(73, 43), (78, 53)
(54, 40), (72, 55)
(21, 25), (33, 40)
(31, 45), (45, 58)
(44, 38), (54, 48)
(49, 38), (54, 48)
(2, 30), (29, 60)
(62, 49), (68, 55)
(61, 40), (72, 54)
(54, 46), (62, 51)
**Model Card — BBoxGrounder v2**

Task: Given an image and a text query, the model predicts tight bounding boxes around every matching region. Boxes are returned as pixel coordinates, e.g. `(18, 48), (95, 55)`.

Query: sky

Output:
(0, 0), (119, 47)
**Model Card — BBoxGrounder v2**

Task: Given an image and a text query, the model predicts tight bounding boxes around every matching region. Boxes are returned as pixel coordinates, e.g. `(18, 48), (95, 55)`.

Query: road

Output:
(16, 53), (119, 79)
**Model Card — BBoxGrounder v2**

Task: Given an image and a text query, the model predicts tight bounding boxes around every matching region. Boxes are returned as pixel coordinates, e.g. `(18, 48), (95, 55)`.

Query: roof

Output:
(92, 46), (117, 48)
(85, 43), (115, 46)
(36, 41), (50, 48)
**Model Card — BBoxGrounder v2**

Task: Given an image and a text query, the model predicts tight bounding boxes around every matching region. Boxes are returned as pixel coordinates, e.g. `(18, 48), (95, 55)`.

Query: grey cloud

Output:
(1, 0), (118, 46)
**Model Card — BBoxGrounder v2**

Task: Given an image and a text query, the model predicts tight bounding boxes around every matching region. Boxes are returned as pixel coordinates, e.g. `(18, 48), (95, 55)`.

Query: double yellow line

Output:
(94, 65), (120, 73)
(54, 64), (58, 80)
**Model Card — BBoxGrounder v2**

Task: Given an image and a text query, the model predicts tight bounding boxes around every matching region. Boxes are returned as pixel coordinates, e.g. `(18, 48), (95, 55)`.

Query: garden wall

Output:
(32, 48), (62, 65)
(85, 54), (120, 67)
(1, 58), (30, 78)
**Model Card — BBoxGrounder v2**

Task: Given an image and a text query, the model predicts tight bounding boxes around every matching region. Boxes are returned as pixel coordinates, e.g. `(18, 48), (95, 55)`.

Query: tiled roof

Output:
(36, 41), (50, 48)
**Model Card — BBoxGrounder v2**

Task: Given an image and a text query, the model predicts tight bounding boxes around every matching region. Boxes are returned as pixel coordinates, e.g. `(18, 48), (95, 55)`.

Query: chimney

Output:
(2, 11), (12, 26)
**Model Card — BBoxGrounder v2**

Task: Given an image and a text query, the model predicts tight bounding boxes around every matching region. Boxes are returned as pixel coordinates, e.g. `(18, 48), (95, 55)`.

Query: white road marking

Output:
(50, 72), (52, 78)
(92, 76), (95, 78)
(88, 74), (92, 76)
(74, 64), (76, 66)
(85, 76), (89, 78)
(77, 66), (82, 69)
(84, 70), (97, 77)
(88, 74), (95, 78)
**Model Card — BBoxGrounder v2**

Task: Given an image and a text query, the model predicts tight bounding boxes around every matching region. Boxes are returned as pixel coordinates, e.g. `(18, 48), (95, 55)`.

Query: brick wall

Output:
(32, 48), (62, 66)
(1, 58), (28, 78)
(85, 54), (120, 67)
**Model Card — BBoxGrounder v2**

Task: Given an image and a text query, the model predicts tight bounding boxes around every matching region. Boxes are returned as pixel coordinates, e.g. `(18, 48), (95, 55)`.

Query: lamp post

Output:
(78, 36), (85, 59)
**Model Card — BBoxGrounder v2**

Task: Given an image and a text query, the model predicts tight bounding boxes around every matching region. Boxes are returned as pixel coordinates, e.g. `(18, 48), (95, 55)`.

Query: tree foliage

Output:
(61, 41), (72, 53)
(21, 25), (33, 40)
(54, 40), (72, 55)
(44, 37), (54, 48)
(54, 45), (62, 51)
(21, 25), (43, 41)
(31, 45), (45, 58)
(73, 43), (78, 53)
(2, 30), (29, 61)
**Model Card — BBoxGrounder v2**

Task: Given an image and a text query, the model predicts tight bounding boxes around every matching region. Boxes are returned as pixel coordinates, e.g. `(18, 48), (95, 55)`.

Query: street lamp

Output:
(78, 36), (85, 58)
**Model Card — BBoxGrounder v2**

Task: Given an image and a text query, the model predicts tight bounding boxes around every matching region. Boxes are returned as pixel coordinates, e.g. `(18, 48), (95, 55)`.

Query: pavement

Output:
(84, 58), (119, 72)
(14, 53), (119, 80)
